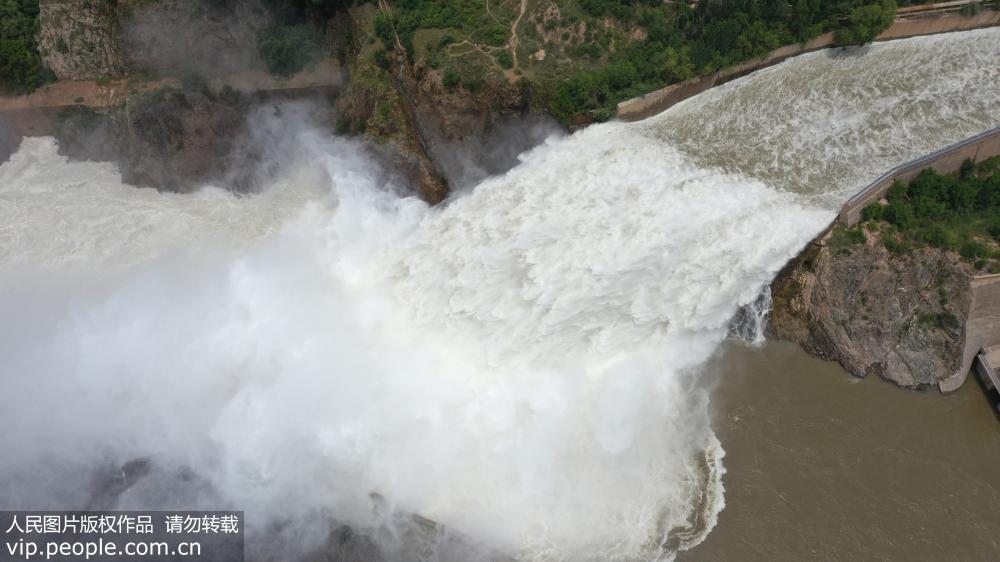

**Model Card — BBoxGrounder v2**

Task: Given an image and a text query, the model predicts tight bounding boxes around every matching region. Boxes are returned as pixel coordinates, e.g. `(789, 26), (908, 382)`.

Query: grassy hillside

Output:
(364, 0), (908, 122)
(3, 0), (937, 121)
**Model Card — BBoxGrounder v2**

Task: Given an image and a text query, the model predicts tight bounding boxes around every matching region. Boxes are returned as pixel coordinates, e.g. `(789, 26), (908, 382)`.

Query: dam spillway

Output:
(0, 28), (998, 561)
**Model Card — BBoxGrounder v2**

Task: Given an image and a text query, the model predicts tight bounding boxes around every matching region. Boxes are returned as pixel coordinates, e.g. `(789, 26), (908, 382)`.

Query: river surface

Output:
(681, 341), (1000, 561)
(0, 28), (998, 561)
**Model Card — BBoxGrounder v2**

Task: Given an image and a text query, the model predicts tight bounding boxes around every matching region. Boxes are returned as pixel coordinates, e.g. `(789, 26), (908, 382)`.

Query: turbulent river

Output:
(1, 29), (998, 561)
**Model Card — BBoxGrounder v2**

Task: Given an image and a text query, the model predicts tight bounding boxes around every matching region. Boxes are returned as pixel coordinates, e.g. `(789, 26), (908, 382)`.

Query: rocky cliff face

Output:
(408, 67), (558, 192)
(123, 88), (247, 191)
(51, 86), (341, 192)
(38, 0), (126, 80)
(770, 224), (973, 388)
(121, 0), (270, 77)
(332, 4), (552, 203)
(37, 0), (271, 81)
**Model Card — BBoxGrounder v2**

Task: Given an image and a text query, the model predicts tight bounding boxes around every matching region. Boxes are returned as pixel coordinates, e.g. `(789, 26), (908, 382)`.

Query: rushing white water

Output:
(0, 28), (998, 561)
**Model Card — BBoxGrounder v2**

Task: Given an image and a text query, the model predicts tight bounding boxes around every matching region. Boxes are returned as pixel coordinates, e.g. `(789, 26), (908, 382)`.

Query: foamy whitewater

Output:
(1, 29), (998, 561)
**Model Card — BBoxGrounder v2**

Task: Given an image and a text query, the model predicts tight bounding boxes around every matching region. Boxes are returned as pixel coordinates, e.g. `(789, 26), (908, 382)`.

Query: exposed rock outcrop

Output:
(770, 224), (973, 388)
(38, 0), (126, 80)
(37, 0), (272, 81)
(332, 3), (558, 202)
(49, 86), (341, 192)
(53, 105), (128, 163)
(408, 67), (559, 191)
(121, 0), (271, 77)
(123, 88), (247, 191)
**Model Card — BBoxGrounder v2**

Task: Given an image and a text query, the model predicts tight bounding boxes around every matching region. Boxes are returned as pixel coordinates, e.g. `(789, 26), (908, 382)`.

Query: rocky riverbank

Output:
(770, 155), (1000, 390)
(769, 224), (974, 388)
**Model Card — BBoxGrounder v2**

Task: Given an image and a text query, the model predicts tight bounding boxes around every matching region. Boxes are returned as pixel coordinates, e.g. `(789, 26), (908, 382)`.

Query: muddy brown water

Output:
(680, 340), (1000, 561)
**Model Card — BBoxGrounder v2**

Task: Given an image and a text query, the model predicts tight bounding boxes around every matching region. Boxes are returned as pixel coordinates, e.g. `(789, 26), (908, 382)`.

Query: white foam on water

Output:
(0, 27), (997, 562)
(652, 27), (1000, 205)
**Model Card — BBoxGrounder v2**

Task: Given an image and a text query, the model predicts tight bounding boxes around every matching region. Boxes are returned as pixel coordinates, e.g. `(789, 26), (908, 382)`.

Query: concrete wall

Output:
(941, 275), (1000, 392)
(616, 8), (1000, 122)
(616, 33), (832, 122)
(839, 127), (1000, 226)
(879, 10), (1000, 39)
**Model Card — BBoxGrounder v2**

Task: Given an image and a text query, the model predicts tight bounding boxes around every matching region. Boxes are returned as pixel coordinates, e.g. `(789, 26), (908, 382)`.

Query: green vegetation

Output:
(257, 23), (322, 76)
(829, 225), (868, 255)
(860, 157), (1000, 271)
(442, 67), (460, 89)
(496, 50), (513, 69)
(365, 0), (919, 123)
(835, 0), (896, 45)
(0, 0), (52, 93)
(263, 0), (352, 20)
(257, 0), (355, 77)
(546, 0), (906, 120)
(373, 48), (392, 70)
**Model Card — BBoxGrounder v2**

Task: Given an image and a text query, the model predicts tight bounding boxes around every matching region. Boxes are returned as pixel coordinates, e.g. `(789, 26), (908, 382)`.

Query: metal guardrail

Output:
(843, 125), (1000, 209)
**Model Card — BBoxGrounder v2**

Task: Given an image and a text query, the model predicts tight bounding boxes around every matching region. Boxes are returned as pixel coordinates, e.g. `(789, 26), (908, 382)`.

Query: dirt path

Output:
(504, 0), (528, 81)
(377, 0), (405, 52)
(485, 0), (501, 24)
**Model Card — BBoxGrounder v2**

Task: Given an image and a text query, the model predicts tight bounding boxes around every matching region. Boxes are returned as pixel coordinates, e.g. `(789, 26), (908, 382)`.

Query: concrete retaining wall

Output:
(839, 127), (1000, 226)
(941, 275), (1000, 392)
(616, 8), (1000, 122)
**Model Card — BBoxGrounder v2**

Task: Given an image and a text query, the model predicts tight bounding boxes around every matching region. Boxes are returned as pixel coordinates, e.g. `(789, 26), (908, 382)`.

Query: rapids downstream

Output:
(1, 28), (998, 561)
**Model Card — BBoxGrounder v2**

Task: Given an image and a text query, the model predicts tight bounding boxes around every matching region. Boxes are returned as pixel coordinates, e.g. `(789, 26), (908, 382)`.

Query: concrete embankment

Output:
(616, 8), (1000, 122)
(943, 274), (1000, 391)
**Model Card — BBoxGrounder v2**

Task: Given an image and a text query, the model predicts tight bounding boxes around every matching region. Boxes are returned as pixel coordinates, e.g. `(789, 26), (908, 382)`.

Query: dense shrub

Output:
(374, 13), (395, 46)
(989, 218), (1000, 240)
(862, 203), (885, 222)
(924, 225), (957, 249)
(257, 23), (321, 77)
(884, 201), (915, 229)
(845, 227), (867, 245)
(865, 158), (1000, 264)
(263, 0), (351, 21)
(495, 51), (513, 69)
(835, 0), (897, 46)
(442, 68), (460, 89)
(882, 234), (909, 255)
(960, 240), (988, 260)
(0, 0), (52, 93)
(373, 49), (391, 70)
(474, 22), (508, 47)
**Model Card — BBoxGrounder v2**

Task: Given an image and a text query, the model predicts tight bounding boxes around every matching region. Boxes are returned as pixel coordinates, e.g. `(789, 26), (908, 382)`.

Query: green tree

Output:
(884, 201), (914, 229)
(835, 0), (897, 46)
(495, 51), (513, 69)
(0, 0), (52, 93)
(257, 23), (321, 77)
(442, 68), (460, 90)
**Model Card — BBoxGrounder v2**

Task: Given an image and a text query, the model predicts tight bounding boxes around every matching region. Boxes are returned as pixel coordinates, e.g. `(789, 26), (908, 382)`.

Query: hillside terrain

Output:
(0, 0), (985, 200)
